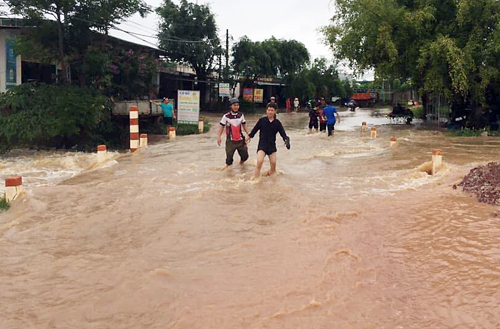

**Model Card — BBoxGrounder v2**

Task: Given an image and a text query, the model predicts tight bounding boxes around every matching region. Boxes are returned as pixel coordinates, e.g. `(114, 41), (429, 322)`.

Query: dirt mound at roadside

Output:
(458, 162), (500, 205)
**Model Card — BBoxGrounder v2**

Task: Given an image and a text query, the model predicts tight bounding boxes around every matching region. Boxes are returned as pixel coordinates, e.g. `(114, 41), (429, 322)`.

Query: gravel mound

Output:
(458, 162), (500, 205)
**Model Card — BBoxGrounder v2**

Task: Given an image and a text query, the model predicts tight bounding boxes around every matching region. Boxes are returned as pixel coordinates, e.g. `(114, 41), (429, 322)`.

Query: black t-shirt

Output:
(309, 109), (319, 122)
(249, 117), (287, 148)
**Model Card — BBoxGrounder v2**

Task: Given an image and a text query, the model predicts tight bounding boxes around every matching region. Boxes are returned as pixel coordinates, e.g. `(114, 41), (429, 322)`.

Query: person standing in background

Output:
(293, 98), (300, 112)
(151, 97), (176, 131)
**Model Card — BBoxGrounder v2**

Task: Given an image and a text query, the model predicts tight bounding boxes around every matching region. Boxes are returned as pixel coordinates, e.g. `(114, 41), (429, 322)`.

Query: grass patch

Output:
(0, 196), (10, 212)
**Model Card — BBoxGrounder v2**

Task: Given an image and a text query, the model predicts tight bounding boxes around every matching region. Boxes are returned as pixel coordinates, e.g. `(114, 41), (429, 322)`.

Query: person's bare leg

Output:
(267, 152), (277, 176)
(253, 150), (266, 180)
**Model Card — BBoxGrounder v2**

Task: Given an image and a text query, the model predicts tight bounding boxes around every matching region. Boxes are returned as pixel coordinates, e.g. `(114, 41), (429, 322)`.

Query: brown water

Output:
(1, 108), (500, 329)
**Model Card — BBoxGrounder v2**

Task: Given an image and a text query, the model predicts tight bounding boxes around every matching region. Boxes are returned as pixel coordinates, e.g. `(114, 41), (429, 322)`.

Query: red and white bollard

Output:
(370, 127), (377, 138)
(432, 149), (443, 175)
(130, 106), (139, 152)
(5, 176), (22, 202)
(140, 134), (148, 148)
(361, 122), (367, 133)
(168, 127), (176, 140)
(97, 145), (107, 163)
(390, 136), (397, 147)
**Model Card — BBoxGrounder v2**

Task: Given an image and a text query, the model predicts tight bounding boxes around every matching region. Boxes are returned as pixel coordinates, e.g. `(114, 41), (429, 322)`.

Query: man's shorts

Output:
(257, 144), (277, 155)
(309, 121), (319, 129)
(164, 117), (173, 125)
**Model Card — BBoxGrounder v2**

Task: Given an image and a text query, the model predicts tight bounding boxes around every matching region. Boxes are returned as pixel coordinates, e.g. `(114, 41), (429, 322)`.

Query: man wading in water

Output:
(247, 102), (290, 179)
(217, 98), (250, 169)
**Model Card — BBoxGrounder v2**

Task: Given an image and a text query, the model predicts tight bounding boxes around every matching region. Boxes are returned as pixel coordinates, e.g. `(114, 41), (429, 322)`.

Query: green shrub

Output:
(0, 83), (110, 153)
(0, 196), (10, 212)
(446, 128), (482, 137)
(412, 105), (424, 119)
(201, 117), (211, 133)
(175, 117), (211, 135)
(176, 124), (199, 135)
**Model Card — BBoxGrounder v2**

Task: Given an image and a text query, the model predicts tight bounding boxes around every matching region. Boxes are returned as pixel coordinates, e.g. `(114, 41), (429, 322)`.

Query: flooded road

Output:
(1, 108), (500, 328)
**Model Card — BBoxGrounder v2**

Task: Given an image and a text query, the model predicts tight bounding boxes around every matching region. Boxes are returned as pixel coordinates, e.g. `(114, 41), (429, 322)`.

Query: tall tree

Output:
(232, 36), (310, 85)
(7, 0), (76, 83)
(156, 0), (221, 103)
(7, 0), (151, 85)
(322, 0), (500, 123)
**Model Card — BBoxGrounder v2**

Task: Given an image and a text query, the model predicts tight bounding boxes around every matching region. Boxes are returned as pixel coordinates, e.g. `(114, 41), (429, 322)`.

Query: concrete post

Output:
(140, 134), (148, 147)
(432, 149), (443, 175)
(5, 176), (22, 203)
(361, 122), (367, 133)
(97, 145), (107, 163)
(198, 120), (204, 133)
(168, 127), (176, 140)
(130, 106), (139, 152)
(370, 127), (377, 138)
(390, 136), (397, 147)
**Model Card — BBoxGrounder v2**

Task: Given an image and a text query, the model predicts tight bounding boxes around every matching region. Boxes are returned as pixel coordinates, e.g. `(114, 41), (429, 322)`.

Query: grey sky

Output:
(110, 0), (336, 61)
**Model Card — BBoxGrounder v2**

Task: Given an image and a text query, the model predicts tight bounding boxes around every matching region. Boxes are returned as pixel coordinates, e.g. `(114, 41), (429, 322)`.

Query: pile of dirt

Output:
(458, 162), (500, 205)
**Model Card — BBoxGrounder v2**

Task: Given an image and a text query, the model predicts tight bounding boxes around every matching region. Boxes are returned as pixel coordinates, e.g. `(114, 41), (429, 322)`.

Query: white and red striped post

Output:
(140, 133), (148, 148)
(168, 127), (176, 140)
(130, 106), (139, 152)
(432, 149), (443, 175)
(390, 136), (397, 147)
(361, 122), (367, 133)
(370, 126), (377, 138)
(97, 145), (107, 163)
(5, 176), (22, 202)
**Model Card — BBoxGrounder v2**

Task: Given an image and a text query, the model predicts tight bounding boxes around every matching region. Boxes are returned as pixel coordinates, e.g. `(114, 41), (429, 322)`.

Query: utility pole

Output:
(225, 29), (229, 81)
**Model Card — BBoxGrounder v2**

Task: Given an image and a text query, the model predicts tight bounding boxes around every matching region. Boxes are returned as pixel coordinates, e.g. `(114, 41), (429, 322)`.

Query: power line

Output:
(72, 16), (214, 44)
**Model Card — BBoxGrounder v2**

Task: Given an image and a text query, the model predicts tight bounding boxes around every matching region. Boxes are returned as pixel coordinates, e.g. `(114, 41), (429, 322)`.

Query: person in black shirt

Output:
(308, 102), (319, 133)
(247, 102), (290, 179)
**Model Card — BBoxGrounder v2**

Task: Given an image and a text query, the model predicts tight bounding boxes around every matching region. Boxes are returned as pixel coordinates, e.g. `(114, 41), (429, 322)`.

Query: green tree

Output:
(232, 36), (278, 86)
(232, 36), (310, 86)
(156, 0), (221, 104)
(322, 0), (500, 123)
(7, 0), (76, 83)
(7, 0), (150, 85)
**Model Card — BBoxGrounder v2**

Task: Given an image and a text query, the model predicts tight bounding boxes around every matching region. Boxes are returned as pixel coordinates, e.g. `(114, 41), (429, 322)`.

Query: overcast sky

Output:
(110, 0), (337, 62)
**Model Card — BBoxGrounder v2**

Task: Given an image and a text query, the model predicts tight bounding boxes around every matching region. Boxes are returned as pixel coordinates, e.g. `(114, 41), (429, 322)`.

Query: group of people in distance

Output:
(308, 98), (341, 136)
(217, 98), (290, 180)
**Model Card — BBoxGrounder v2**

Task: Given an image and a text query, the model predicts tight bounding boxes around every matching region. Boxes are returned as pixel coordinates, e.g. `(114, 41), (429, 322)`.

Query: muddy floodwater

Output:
(1, 108), (500, 329)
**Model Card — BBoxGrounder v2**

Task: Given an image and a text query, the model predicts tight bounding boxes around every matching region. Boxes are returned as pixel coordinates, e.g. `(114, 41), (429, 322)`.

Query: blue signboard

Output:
(6, 38), (17, 89)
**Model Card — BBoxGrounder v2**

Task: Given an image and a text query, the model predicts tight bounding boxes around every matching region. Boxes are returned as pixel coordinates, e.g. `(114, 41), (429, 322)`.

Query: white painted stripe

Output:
(130, 125), (139, 133)
(129, 111), (139, 119)
(130, 140), (139, 148)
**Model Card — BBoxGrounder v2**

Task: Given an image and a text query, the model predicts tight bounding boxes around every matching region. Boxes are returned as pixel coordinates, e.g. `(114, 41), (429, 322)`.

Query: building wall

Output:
(0, 29), (22, 93)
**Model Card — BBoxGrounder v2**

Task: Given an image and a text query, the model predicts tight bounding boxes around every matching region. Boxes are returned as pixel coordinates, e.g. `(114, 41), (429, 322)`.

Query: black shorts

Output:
(164, 117), (173, 125)
(257, 144), (277, 155)
(320, 122), (326, 131)
(309, 121), (318, 129)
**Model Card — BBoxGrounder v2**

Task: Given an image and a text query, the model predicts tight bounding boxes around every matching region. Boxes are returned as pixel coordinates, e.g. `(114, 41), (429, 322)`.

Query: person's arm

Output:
(217, 116), (226, 146)
(277, 120), (287, 142)
(150, 100), (160, 106)
(242, 123), (250, 137)
(241, 114), (250, 136)
(335, 112), (341, 123)
(246, 119), (261, 143)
